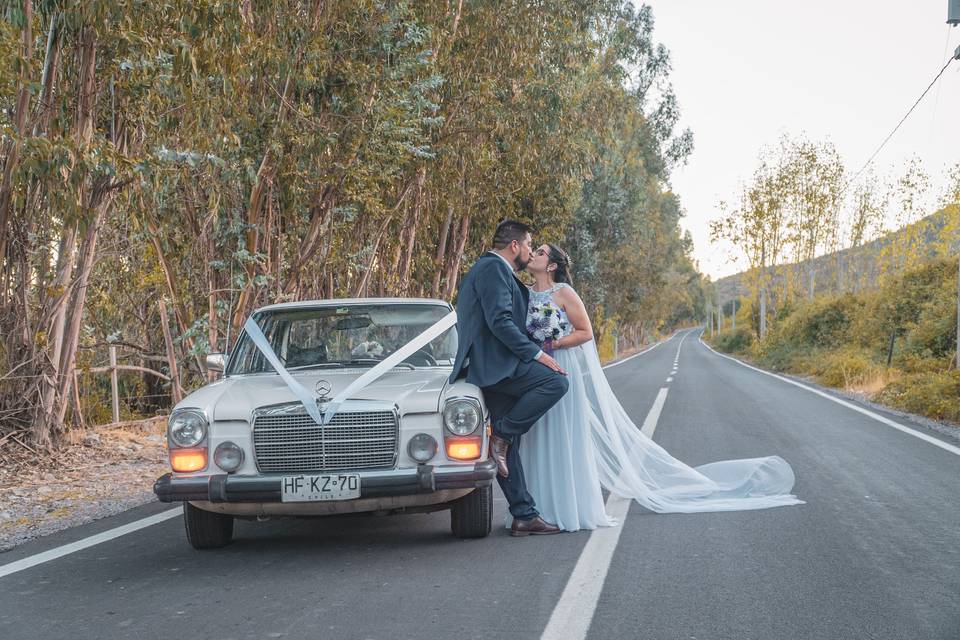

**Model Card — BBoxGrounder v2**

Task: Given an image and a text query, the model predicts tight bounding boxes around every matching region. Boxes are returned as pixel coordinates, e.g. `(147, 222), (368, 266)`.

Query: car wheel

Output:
(450, 484), (493, 539)
(183, 502), (234, 549)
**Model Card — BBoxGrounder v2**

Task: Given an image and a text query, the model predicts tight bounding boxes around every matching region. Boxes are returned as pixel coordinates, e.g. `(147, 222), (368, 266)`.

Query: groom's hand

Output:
(536, 352), (567, 375)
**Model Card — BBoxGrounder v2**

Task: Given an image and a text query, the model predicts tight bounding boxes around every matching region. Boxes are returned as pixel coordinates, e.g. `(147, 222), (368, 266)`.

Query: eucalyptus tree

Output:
(1, 0), (704, 444)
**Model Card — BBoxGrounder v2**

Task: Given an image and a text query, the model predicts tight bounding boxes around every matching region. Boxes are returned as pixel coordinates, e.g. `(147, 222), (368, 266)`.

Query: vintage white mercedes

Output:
(153, 298), (496, 549)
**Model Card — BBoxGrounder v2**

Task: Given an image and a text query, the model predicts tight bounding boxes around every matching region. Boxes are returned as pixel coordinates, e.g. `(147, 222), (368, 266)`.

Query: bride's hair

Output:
(546, 244), (573, 285)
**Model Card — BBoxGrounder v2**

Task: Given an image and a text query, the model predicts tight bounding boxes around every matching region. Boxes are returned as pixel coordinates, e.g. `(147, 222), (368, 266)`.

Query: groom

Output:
(449, 220), (569, 536)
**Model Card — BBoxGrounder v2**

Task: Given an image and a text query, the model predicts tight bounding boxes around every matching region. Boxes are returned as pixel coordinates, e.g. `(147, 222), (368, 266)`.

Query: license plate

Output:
(281, 473), (361, 502)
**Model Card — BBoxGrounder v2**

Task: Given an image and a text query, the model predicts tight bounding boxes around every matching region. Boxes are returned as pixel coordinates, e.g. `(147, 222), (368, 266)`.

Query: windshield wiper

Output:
(286, 362), (346, 371)
(348, 358), (415, 370)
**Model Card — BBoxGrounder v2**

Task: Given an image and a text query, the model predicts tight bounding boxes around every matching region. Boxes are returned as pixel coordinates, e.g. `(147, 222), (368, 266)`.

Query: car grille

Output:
(252, 407), (398, 473)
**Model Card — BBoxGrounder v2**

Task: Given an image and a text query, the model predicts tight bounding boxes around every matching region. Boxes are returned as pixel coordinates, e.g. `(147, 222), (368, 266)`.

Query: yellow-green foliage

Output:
(597, 330), (616, 363)
(713, 257), (959, 425)
(799, 347), (885, 389)
(876, 371), (960, 422)
(713, 326), (754, 354)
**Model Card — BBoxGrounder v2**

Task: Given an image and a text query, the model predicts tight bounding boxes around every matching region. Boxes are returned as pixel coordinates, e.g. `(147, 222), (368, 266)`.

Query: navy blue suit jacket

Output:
(449, 253), (541, 387)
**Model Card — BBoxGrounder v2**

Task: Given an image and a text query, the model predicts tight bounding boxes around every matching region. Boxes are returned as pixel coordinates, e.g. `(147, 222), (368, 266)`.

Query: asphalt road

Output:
(2, 329), (958, 640)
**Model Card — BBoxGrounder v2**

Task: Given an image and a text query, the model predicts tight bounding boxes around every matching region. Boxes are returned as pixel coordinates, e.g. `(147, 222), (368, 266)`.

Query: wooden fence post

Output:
(109, 344), (120, 424)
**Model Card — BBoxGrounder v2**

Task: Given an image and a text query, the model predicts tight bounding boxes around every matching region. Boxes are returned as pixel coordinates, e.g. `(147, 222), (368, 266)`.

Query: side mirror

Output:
(206, 353), (228, 372)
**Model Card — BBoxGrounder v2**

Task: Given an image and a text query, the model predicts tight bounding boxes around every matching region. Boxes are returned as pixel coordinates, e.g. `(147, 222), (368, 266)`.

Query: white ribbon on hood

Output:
(243, 310), (458, 425)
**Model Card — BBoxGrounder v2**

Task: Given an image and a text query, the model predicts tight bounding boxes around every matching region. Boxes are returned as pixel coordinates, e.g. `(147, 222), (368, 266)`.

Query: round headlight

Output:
(214, 441), (244, 472)
(407, 433), (438, 463)
(443, 399), (481, 436)
(168, 410), (208, 447)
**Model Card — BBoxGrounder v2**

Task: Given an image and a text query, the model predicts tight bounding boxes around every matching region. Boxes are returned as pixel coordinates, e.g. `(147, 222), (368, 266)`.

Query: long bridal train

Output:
(574, 339), (804, 514)
(517, 330), (804, 531)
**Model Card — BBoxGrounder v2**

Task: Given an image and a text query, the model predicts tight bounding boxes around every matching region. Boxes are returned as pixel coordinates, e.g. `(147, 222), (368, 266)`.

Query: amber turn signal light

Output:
(170, 448), (207, 472)
(446, 437), (482, 461)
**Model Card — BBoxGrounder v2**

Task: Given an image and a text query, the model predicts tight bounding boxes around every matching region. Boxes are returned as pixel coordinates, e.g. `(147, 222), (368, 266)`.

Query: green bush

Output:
(858, 258), (958, 355)
(767, 294), (862, 351)
(875, 371), (960, 423)
(804, 348), (883, 388)
(713, 326), (754, 354)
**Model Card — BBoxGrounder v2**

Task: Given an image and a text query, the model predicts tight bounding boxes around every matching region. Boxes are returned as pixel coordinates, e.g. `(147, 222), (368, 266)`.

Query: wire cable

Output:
(848, 53), (958, 186)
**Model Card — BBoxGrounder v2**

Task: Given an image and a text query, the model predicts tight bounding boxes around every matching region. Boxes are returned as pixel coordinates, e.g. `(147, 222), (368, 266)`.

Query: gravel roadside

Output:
(0, 421), (169, 553)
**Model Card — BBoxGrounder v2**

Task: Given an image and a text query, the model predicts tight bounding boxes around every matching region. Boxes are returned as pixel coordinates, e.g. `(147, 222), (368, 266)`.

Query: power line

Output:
(848, 52), (959, 187)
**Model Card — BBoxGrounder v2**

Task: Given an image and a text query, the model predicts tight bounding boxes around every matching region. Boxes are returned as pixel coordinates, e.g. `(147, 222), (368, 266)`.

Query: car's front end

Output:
(152, 299), (496, 548)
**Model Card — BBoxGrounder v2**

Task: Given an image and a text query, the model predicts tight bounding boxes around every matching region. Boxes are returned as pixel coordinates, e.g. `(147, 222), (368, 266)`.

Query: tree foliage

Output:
(0, 1), (702, 444)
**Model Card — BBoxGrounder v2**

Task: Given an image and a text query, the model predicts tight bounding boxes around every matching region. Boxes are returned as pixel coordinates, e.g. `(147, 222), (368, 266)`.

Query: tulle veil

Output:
(575, 339), (804, 512)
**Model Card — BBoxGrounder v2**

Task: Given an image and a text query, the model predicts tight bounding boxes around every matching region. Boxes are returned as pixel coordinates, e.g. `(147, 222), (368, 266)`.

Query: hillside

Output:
(714, 208), (960, 304)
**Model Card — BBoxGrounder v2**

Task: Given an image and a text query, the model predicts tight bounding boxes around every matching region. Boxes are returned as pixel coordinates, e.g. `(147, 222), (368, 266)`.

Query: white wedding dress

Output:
(517, 283), (804, 532)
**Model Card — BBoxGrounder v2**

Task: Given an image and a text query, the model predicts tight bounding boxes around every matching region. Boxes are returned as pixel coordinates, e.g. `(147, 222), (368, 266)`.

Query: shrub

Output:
(771, 294), (862, 351)
(875, 371), (960, 423)
(805, 348), (885, 389)
(859, 258), (958, 353)
(713, 326), (754, 354)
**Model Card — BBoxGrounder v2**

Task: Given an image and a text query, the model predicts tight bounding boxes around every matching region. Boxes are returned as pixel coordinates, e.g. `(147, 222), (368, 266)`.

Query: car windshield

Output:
(226, 303), (456, 375)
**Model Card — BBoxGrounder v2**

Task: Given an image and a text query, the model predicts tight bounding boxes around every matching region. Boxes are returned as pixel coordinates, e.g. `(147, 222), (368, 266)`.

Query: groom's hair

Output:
(492, 219), (532, 249)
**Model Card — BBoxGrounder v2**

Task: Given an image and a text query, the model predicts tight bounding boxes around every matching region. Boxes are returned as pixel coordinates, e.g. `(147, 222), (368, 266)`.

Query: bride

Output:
(517, 243), (804, 531)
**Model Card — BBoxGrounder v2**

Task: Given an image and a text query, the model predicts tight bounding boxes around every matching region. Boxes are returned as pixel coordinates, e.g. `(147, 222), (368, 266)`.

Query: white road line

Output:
(0, 508), (182, 580)
(666, 377), (673, 382)
(602, 341), (662, 369)
(642, 388), (670, 438)
(698, 335), (960, 458)
(541, 387), (671, 640)
(603, 328), (686, 370)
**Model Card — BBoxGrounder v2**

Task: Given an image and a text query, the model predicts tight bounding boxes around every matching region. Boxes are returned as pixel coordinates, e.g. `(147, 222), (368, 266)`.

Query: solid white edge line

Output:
(0, 508), (182, 580)
(602, 341), (661, 369)
(602, 328), (688, 370)
(541, 387), (671, 640)
(698, 334), (960, 458)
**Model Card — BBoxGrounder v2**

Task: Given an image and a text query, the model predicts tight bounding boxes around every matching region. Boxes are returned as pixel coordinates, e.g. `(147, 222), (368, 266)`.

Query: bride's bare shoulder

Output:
(554, 283), (584, 305)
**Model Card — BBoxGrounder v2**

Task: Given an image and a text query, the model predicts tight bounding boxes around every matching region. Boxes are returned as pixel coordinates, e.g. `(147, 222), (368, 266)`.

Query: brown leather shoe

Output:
(510, 516), (562, 537)
(489, 435), (510, 478)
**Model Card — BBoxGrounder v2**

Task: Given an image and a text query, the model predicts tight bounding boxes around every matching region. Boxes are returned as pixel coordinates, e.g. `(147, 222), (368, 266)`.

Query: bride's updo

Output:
(546, 244), (573, 285)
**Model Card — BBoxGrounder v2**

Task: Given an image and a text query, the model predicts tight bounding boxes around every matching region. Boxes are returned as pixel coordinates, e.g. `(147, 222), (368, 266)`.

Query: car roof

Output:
(253, 298), (453, 313)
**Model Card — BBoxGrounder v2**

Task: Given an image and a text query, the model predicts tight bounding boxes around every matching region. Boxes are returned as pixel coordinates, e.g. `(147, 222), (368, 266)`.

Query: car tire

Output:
(183, 502), (234, 549)
(450, 484), (493, 539)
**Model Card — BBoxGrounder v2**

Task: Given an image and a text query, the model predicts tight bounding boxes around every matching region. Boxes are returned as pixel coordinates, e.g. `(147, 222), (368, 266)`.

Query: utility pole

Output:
(718, 302), (723, 333)
(731, 299), (736, 331)
(949, 1), (958, 367)
(708, 303), (713, 338)
(760, 287), (767, 340)
(759, 239), (768, 340)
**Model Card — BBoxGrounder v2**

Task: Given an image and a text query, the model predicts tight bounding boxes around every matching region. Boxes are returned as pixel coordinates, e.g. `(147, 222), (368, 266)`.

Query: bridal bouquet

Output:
(526, 302), (565, 355)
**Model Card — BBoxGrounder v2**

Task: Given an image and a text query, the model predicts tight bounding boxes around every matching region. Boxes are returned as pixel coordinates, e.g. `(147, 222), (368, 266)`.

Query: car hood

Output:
(179, 368), (456, 421)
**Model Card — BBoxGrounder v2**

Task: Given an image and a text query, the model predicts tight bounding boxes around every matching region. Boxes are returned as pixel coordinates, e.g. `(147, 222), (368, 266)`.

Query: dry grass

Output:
(845, 368), (900, 396)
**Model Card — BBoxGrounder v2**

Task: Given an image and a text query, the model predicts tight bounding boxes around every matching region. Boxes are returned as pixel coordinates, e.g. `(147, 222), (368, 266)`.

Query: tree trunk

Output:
(442, 215), (471, 300)
(159, 298), (183, 403)
(397, 168), (426, 294)
(431, 205), (453, 297)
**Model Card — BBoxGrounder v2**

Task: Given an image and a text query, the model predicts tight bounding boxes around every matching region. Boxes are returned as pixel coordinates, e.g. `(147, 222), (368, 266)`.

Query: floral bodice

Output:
(527, 283), (573, 339)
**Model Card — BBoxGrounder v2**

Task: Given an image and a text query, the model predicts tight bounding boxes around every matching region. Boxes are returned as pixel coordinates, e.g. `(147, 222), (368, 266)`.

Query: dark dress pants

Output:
(483, 363), (569, 520)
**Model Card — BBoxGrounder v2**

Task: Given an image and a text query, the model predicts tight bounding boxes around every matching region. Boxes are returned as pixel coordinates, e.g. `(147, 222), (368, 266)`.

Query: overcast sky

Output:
(643, 0), (960, 279)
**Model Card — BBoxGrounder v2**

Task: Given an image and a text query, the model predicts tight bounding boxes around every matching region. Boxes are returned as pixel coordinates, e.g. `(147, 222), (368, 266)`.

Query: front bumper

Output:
(153, 458), (497, 503)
